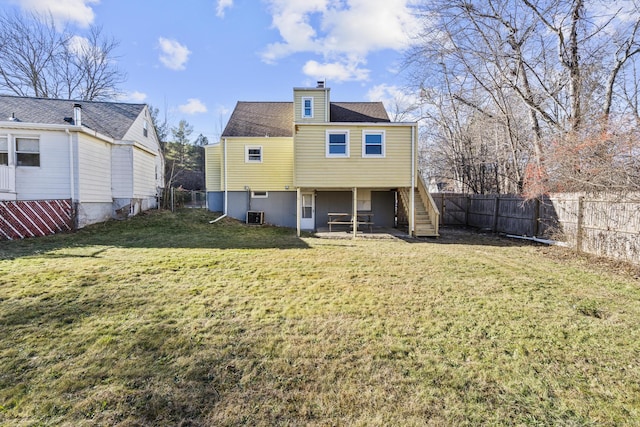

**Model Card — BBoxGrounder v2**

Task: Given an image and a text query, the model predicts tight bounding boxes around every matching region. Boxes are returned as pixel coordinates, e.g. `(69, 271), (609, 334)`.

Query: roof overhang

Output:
(0, 121), (114, 143)
(293, 121), (418, 127)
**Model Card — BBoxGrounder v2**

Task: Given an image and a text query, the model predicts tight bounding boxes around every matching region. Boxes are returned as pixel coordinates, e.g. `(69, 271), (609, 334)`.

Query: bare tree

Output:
(407, 0), (640, 196)
(0, 10), (125, 101)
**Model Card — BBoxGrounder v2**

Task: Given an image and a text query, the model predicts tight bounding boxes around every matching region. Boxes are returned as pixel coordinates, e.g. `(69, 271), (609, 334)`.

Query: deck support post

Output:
(352, 187), (358, 239)
(296, 187), (301, 237)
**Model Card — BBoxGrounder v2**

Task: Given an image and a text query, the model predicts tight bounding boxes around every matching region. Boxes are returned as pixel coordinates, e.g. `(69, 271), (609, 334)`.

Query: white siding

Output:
(121, 106), (164, 190)
(77, 135), (112, 203)
(111, 144), (133, 198)
(133, 147), (158, 197)
(14, 130), (71, 200)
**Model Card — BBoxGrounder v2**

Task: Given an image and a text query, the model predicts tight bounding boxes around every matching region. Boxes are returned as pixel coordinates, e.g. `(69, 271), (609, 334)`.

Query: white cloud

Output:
(366, 83), (422, 121)
(303, 59), (369, 82)
(261, 0), (421, 81)
(17, 0), (99, 28)
(67, 35), (90, 55)
(158, 37), (191, 71)
(179, 98), (208, 114)
(124, 91), (148, 102)
(216, 0), (234, 18)
(113, 91), (147, 102)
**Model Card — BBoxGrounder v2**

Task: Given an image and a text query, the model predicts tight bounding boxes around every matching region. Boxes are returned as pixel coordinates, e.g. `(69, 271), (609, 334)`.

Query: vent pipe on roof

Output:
(8, 112), (17, 121)
(73, 103), (82, 127)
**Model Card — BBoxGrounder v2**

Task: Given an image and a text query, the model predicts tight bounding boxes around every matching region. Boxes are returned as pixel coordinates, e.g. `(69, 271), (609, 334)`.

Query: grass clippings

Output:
(0, 210), (639, 426)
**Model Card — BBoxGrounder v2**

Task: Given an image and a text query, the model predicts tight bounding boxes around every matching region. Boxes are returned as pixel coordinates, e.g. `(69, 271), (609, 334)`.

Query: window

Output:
(16, 137), (40, 166)
(363, 130), (385, 157)
(143, 120), (149, 137)
(245, 146), (262, 163)
(0, 137), (7, 165)
(302, 97), (313, 118)
(326, 130), (349, 157)
(251, 191), (268, 198)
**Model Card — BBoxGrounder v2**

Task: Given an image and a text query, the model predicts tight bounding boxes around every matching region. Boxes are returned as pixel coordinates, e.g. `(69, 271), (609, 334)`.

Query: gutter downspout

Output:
(210, 137), (228, 224)
(66, 128), (78, 228)
(410, 124), (416, 237)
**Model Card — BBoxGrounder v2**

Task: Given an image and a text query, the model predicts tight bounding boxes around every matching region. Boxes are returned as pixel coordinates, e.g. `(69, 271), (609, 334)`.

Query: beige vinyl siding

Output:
(78, 135), (112, 202)
(294, 88), (329, 123)
(225, 137), (293, 191)
(205, 143), (222, 191)
(294, 124), (415, 188)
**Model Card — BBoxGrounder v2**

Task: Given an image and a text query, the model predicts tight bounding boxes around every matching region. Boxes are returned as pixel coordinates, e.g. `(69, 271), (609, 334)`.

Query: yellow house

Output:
(205, 83), (439, 237)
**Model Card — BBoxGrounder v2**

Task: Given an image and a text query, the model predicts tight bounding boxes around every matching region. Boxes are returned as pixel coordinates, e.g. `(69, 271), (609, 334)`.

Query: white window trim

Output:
(362, 130), (386, 158)
(251, 191), (268, 198)
(302, 97), (314, 118)
(245, 145), (263, 163)
(326, 130), (350, 158)
(0, 136), (8, 166)
(15, 136), (40, 167)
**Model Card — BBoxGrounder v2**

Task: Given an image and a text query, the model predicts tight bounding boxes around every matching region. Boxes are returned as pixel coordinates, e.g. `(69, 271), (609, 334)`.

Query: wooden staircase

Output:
(398, 176), (440, 237)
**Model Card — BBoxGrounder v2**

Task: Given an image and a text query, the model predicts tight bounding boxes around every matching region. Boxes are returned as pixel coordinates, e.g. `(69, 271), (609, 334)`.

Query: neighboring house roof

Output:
(0, 95), (145, 140)
(222, 101), (391, 138)
(330, 102), (390, 122)
(222, 102), (294, 138)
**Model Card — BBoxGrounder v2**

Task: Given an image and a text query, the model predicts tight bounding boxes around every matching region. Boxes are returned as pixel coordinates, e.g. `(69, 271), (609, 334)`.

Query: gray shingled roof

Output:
(0, 95), (145, 140)
(222, 100), (391, 138)
(222, 102), (293, 137)
(330, 102), (390, 122)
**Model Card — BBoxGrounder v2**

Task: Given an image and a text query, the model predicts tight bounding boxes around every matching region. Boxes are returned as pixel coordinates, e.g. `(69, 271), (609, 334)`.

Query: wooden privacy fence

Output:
(0, 200), (75, 240)
(431, 193), (640, 265)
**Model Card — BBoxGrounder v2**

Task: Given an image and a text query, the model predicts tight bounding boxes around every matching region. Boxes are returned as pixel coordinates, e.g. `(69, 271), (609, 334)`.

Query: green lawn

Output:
(1, 210), (639, 426)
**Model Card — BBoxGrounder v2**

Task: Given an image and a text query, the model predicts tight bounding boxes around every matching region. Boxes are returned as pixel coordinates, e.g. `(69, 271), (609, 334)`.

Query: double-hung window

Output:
(245, 146), (263, 163)
(326, 130), (349, 157)
(0, 137), (7, 165)
(16, 137), (40, 166)
(362, 130), (385, 157)
(302, 97), (313, 118)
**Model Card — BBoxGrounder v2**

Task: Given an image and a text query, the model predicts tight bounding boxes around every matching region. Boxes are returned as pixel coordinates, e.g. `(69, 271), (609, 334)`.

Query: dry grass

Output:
(0, 210), (639, 426)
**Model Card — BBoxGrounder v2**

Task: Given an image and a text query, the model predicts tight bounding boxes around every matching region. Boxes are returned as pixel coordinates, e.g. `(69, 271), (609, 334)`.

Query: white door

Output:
(300, 192), (315, 230)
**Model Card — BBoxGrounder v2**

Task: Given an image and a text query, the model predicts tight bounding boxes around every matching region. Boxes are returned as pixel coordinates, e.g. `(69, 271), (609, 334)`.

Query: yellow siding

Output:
(205, 144), (222, 191)
(207, 137), (294, 192)
(294, 124), (416, 188)
(293, 88), (329, 123)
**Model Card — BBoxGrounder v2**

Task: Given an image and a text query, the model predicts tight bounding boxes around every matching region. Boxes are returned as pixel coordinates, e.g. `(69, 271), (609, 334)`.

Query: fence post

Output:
(533, 198), (540, 237)
(576, 196), (585, 253)
(465, 195), (470, 227)
(492, 195), (500, 233)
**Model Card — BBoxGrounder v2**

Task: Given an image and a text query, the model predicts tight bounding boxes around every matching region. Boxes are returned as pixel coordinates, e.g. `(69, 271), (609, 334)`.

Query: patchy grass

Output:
(0, 210), (639, 426)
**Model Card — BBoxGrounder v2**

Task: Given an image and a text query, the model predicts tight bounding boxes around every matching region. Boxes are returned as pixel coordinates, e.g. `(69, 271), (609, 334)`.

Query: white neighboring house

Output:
(0, 95), (164, 228)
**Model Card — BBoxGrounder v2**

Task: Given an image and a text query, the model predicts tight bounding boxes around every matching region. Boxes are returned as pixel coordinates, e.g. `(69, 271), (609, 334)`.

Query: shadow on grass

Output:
(0, 286), (246, 425)
(0, 209), (310, 260)
(398, 226), (542, 248)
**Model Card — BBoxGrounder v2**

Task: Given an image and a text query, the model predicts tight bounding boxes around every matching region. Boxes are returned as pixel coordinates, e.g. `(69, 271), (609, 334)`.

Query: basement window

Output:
(16, 137), (40, 167)
(251, 191), (268, 198)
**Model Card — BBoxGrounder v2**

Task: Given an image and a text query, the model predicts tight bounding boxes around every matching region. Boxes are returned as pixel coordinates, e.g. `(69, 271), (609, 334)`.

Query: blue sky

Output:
(0, 0), (423, 141)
